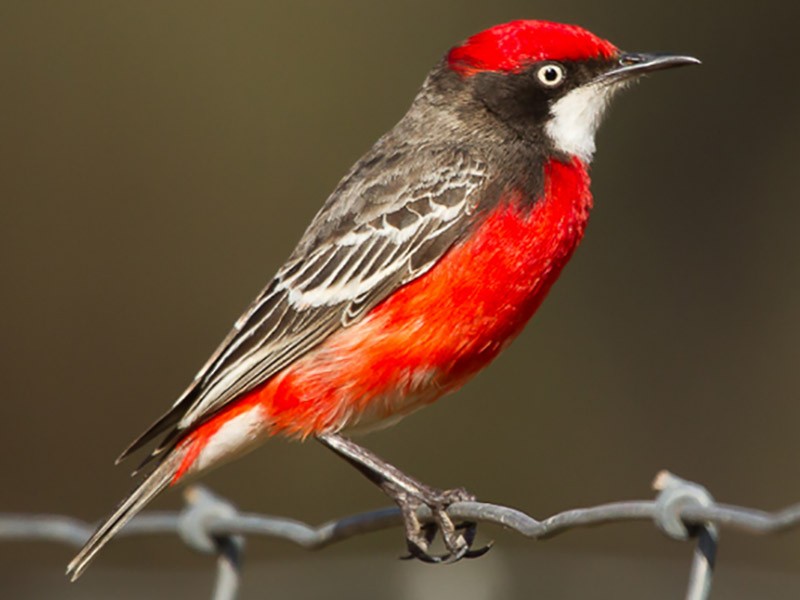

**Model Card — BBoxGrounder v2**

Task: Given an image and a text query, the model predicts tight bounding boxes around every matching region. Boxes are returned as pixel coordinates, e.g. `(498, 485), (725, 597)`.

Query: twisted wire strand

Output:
(2, 471), (796, 600)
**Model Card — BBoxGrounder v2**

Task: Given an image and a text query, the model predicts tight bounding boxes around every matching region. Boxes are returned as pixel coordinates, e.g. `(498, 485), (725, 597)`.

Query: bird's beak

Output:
(598, 52), (701, 83)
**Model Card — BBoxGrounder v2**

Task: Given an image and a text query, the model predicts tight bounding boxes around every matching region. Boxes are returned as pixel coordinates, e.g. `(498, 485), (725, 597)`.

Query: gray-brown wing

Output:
(120, 147), (487, 460)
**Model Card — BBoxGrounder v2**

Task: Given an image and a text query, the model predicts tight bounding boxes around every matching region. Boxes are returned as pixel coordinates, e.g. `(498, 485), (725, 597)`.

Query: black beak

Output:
(599, 52), (701, 83)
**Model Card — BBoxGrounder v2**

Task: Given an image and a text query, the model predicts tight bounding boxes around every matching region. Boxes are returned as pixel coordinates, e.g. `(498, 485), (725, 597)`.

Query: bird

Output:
(67, 19), (698, 579)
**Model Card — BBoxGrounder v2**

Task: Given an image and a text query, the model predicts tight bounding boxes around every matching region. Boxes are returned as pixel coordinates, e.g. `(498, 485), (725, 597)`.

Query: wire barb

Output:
(178, 486), (245, 600)
(652, 471), (718, 600)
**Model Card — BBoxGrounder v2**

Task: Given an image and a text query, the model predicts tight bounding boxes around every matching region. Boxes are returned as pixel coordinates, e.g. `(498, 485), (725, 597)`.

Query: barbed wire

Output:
(3, 470), (799, 600)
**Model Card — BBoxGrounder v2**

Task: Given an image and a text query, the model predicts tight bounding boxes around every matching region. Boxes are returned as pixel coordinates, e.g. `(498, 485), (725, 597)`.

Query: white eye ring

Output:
(536, 64), (565, 87)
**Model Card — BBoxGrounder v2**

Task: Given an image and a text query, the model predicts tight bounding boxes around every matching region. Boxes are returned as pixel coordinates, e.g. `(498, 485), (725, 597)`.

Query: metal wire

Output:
(2, 470), (798, 600)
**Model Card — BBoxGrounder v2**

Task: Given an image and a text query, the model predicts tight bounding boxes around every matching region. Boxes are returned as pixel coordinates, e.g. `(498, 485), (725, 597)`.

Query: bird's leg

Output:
(316, 432), (490, 563)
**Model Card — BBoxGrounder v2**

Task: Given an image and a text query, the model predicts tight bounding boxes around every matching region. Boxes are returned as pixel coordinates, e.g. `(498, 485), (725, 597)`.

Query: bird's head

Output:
(443, 20), (699, 163)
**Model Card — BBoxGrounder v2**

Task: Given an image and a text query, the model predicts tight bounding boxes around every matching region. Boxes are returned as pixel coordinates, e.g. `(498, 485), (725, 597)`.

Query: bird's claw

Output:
(397, 488), (492, 564)
(400, 522), (441, 563)
(401, 521), (493, 563)
(456, 522), (493, 559)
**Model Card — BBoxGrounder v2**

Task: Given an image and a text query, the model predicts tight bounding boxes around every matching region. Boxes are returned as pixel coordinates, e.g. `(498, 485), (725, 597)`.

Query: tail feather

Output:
(66, 449), (185, 581)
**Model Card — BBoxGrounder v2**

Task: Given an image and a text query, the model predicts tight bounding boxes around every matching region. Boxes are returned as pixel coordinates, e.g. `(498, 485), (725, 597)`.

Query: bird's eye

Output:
(536, 64), (566, 87)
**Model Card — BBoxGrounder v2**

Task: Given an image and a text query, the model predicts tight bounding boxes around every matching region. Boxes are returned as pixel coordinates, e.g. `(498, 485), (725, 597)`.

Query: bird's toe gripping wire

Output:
(392, 485), (492, 563)
(315, 433), (492, 564)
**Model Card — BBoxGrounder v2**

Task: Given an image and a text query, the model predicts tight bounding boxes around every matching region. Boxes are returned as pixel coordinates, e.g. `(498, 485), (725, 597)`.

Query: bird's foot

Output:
(394, 485), (492, 563)
(314, 434), (491, 563)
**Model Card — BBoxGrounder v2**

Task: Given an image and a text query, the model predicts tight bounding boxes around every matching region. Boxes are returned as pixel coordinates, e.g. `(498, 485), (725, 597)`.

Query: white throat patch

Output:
(545, 83), (622, 163)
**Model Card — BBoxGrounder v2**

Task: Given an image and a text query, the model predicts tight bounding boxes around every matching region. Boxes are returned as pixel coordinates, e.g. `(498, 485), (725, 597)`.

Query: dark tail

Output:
(66, 448), (185, 581)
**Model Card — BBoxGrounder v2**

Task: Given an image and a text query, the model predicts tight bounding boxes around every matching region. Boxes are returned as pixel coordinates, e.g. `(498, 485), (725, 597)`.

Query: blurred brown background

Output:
(3, 0), (800, 598)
